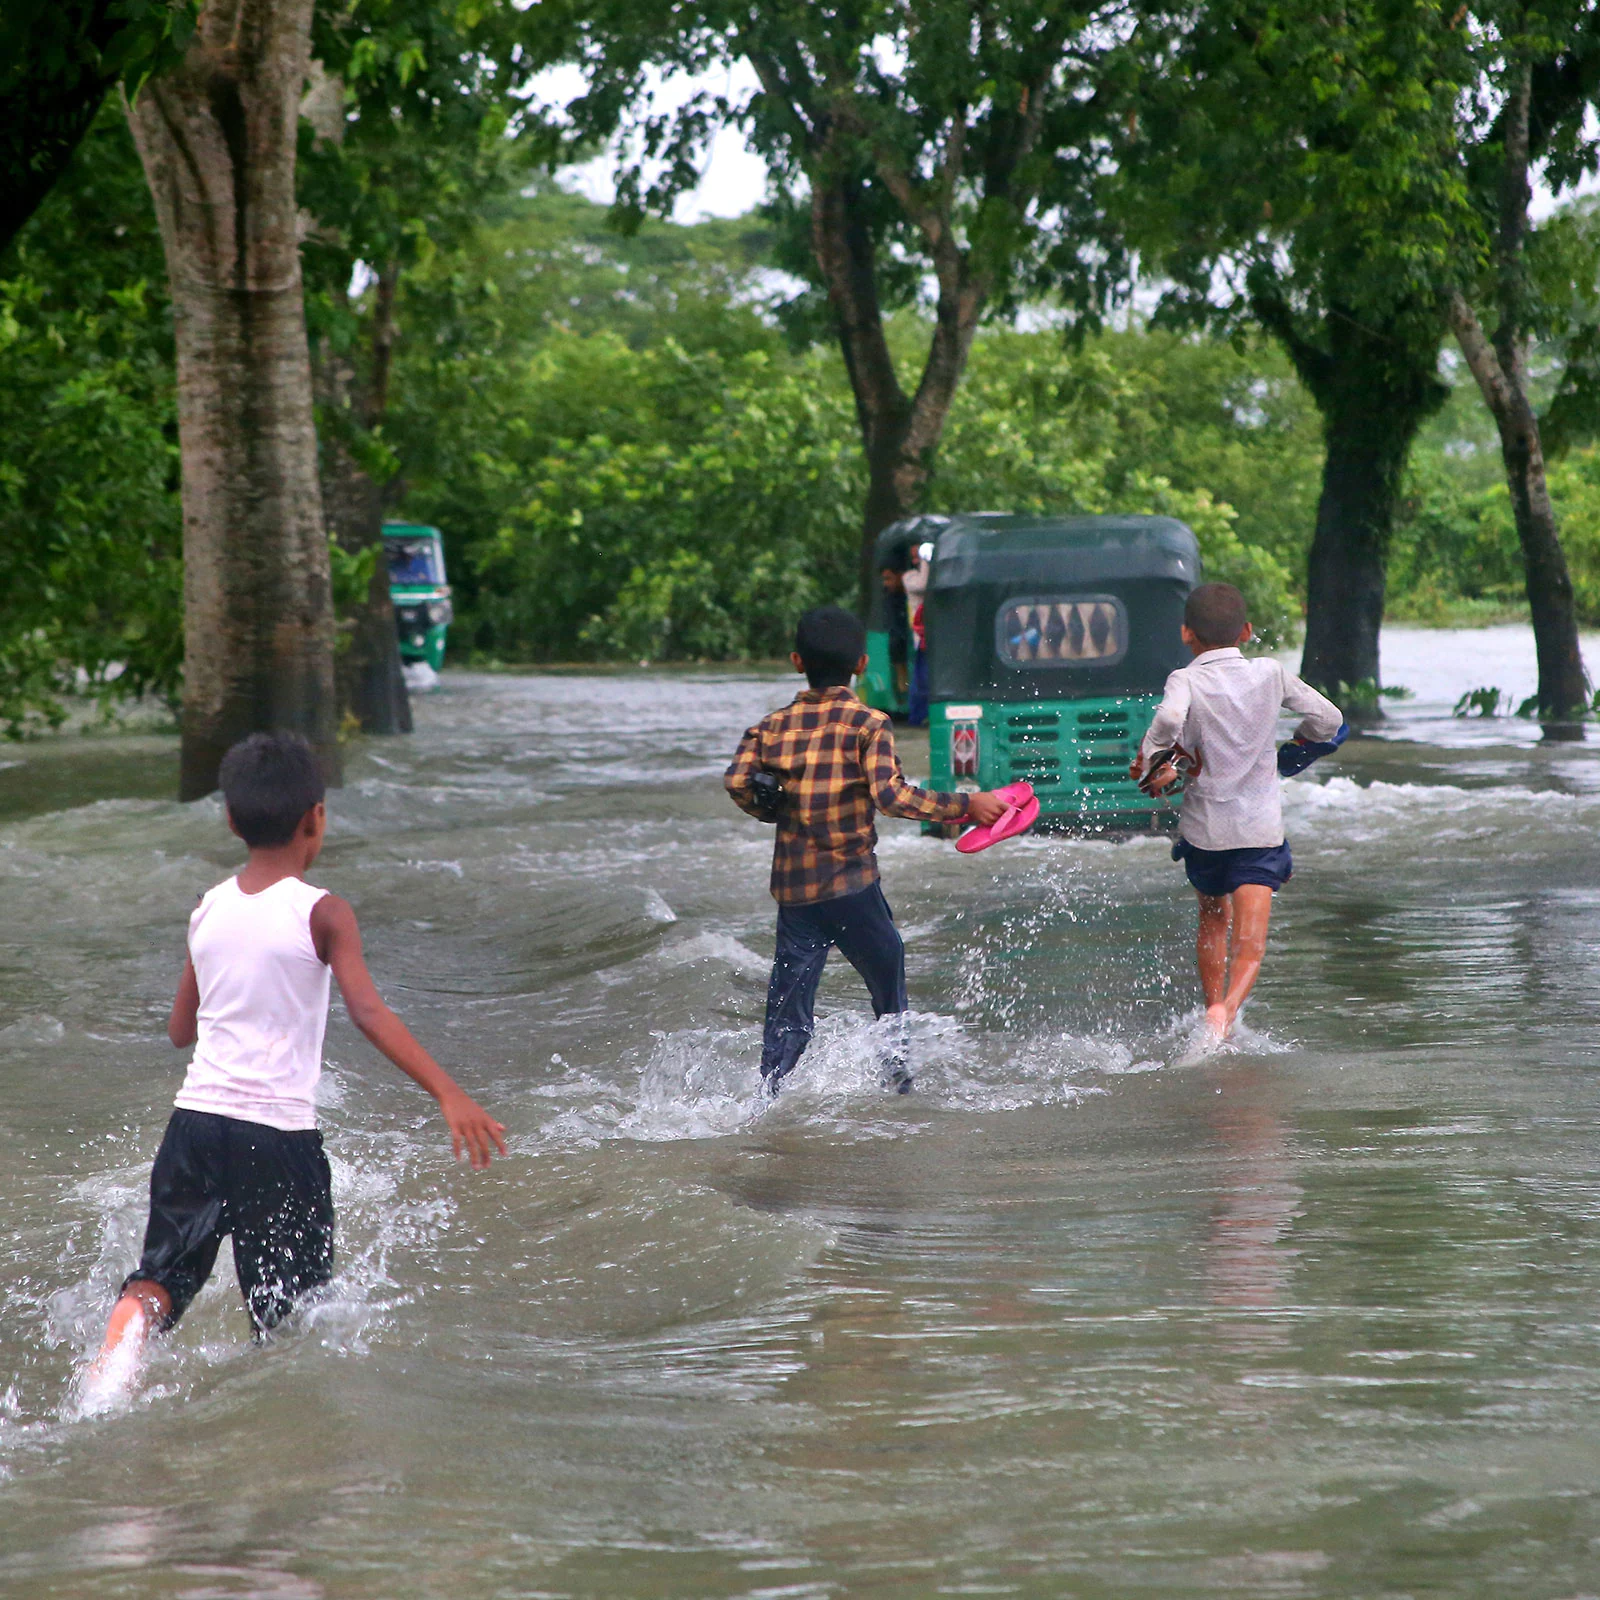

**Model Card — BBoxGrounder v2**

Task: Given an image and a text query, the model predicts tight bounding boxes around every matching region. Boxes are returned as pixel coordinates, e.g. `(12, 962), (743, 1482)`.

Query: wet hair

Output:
(795, 605), (867, 689)
(218, 732), (326, 848)
(1184, 583), (1249, 649)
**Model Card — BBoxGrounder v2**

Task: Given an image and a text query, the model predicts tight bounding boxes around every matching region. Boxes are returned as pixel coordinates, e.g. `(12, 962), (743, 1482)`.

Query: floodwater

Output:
(4, 625), (1600, 1598)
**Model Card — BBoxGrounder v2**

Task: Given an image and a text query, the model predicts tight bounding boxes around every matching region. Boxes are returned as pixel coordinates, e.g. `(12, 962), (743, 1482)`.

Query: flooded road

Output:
(5, 626), (1600, 1597)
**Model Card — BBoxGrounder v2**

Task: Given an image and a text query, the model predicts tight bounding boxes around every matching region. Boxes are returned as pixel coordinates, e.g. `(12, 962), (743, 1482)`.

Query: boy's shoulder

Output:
(759, 691), (886, 734)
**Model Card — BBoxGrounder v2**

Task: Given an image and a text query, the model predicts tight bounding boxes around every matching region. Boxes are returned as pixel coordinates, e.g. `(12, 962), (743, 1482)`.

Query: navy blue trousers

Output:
(761, 883), (909, 1091)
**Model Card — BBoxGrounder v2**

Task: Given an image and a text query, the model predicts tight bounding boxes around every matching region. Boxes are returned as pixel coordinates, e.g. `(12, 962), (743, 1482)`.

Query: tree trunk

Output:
(126, 0), (339, 800)
(1300, 388), (1437, 703)
(319, 416), (412, 736)
(1451, 292), (1589, 724)
(807, 170), (983, 613)
(314, 263), (411, 736)
(1449, 57), (1587, 729)
(1254, 293), (1447, 708)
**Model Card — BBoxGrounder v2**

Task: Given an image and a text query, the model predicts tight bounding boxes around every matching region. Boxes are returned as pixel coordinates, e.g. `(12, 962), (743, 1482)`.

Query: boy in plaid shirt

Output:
(726, 607), (1006, 1094)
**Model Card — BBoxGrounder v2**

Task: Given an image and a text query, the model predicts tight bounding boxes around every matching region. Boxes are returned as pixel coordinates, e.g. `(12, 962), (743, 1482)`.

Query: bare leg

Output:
(1218, 884), (1274, 1033)
(88, 1280), (171, 1378)
(1196, 892), (1231, 1034)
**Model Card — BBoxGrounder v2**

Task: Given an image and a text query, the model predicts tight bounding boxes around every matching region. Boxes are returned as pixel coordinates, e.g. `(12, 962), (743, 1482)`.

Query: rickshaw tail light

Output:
(951, 721), (980, 778)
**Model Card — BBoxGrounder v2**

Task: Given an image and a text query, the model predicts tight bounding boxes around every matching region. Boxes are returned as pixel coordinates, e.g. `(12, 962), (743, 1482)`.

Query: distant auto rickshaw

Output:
(925, 513), (1201, 831)
(860, 515), (950, 716)
(383, 523), (453, 672)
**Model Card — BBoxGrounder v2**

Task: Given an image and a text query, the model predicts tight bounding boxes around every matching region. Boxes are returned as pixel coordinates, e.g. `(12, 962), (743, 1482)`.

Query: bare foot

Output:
(1205, 1002), (1231, 1040)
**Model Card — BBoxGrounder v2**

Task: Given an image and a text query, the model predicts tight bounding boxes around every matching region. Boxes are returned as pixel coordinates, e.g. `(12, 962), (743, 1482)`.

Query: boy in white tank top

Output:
(87, 733), (505, 1387)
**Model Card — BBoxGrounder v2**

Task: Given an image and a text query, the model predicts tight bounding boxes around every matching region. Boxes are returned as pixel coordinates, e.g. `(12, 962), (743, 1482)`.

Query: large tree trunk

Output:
(1449, 59), (1587, 729)
(1254, 293), (1447, 708)
(1300, 386), (1438, 700)
(127, 0), (339, 800)
(314, 265), (411, 736)
(1451, 292), (1588, 724)
(807, 169), (983, 612)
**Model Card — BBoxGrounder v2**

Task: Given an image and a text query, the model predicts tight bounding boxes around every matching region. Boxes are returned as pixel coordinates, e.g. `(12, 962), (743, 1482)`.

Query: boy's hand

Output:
(1130, 751), (1178, 794)
(967, 790), (1009, 827)
(439, 1089), (509, 1170)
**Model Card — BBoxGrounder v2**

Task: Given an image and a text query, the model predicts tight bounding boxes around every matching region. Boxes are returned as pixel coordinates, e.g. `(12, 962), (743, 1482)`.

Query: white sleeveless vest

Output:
(173, 875), (331, 1131)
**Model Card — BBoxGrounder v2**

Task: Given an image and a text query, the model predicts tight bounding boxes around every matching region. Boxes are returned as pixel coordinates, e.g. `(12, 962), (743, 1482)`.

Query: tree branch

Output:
(1449, 289), (1515, 423)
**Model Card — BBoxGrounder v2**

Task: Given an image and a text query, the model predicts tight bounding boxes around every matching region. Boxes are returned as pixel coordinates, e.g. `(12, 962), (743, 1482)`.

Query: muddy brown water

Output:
(4, 627), (1600, 1597)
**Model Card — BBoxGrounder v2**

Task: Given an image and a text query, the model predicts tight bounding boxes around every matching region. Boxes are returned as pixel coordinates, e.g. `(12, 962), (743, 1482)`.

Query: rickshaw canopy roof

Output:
(930, 514), (1200, 591)
(925, 514), (1201, 702)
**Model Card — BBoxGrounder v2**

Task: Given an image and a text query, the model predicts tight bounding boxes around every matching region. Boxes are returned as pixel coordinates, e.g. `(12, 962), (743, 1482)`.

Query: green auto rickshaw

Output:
(925, 513), (1201, 832)
(383, 523), (453, 672)
(859, 515), (950, 716)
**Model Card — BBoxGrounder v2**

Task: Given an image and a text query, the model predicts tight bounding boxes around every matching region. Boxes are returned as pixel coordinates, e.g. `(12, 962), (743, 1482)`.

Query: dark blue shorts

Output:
(1173, 839), (1293, 898)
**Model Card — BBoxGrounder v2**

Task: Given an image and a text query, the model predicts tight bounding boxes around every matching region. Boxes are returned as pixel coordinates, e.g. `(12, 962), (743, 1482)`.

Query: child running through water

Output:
(1132, 583), (1343, 1046)
(726, 606), (1007, 1094)
(85, 733), (504, 1401)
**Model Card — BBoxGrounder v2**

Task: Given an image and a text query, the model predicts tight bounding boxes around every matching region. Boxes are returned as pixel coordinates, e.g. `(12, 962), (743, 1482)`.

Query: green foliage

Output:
(0, 106), (181, 735)
(1387, 368), (1600, 628)
(457, 335), (856, 660)
(0, 0), (200, 254)
(327, 538), (380, 657)
(1454, 686), (1505, 718)
(386, 229), (1306, 662)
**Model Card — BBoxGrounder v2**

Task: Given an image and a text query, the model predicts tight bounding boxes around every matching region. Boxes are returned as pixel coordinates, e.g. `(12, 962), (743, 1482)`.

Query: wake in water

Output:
(536, 1003), (1297, 1148)
(25, 1083), (464, 1439)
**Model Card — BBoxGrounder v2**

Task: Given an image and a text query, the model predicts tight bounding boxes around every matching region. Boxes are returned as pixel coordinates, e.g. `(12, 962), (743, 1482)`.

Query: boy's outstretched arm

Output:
(169, 957), (199, 1048)
(311, 895), (507, 1169)
(863, 724), (1006, 826)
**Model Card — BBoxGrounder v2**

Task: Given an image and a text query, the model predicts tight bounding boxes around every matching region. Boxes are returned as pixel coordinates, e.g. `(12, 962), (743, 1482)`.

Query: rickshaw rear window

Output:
(996, 596), (1128, 667)
(387, 539), (443, 586)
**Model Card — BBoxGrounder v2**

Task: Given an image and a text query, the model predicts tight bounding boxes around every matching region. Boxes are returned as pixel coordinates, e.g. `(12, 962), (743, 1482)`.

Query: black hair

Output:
(1183, 582), (1249, 649)
(795, 605), (866, 689)
(218, 732), (326, 847)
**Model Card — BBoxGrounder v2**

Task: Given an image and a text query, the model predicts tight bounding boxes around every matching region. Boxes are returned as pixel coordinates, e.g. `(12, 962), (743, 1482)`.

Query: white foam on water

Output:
(1158, 1007), (1294, 1068)
(1285, 774), (1594, 826)
(536, 1004), (1269, 1148)
(642, 888), (678, 924)
(0, 1013), (66, 1046)
(13, 1110), (467, 1446)
(652, 931), (770, 975)
(70, 1306), (149, 1420)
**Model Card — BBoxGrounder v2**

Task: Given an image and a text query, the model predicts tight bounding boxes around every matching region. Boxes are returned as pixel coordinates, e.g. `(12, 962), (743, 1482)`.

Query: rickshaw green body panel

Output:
(928, 693), (1178, 832)
(383, 523), (453, 671)
(860, 515), (950, 715)
(924, 513), (1200, 831)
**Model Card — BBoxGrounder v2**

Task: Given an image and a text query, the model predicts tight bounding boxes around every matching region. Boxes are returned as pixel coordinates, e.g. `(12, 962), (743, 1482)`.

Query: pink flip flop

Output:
(955, 781), (1040, 853)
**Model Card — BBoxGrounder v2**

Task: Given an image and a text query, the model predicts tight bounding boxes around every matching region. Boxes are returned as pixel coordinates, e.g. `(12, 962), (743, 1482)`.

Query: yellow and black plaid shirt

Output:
(725, 685), (970, 905)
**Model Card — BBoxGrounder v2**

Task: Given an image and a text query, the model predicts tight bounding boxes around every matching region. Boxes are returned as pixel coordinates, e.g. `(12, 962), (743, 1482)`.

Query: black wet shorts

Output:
(1173, 838), (1294, 899)
(123, 1109), (334, 1332)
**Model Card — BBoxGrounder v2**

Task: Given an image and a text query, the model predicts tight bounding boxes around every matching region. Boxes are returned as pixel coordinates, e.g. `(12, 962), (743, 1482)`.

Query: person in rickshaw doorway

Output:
(880, 562), (912, 704)
(1132, 583), (1343, 1045)
(903, 548), (930, 727)
(725, 607), (1007, 1094)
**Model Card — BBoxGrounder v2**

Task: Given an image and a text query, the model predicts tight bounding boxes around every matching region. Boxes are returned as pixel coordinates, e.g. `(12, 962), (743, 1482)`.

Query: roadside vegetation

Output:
(5, 0), (1600, 749)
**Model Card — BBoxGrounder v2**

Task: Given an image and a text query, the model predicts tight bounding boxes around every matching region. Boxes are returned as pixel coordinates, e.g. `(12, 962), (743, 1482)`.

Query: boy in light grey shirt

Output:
(1133, 583), (1343, 1043)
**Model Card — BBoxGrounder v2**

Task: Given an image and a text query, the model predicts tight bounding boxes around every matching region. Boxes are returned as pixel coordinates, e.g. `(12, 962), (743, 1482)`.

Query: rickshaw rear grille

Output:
(1077, 709), (1129, 726)
(1008, 712), (1060, 728)
(1012, 758), (1061, 781)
